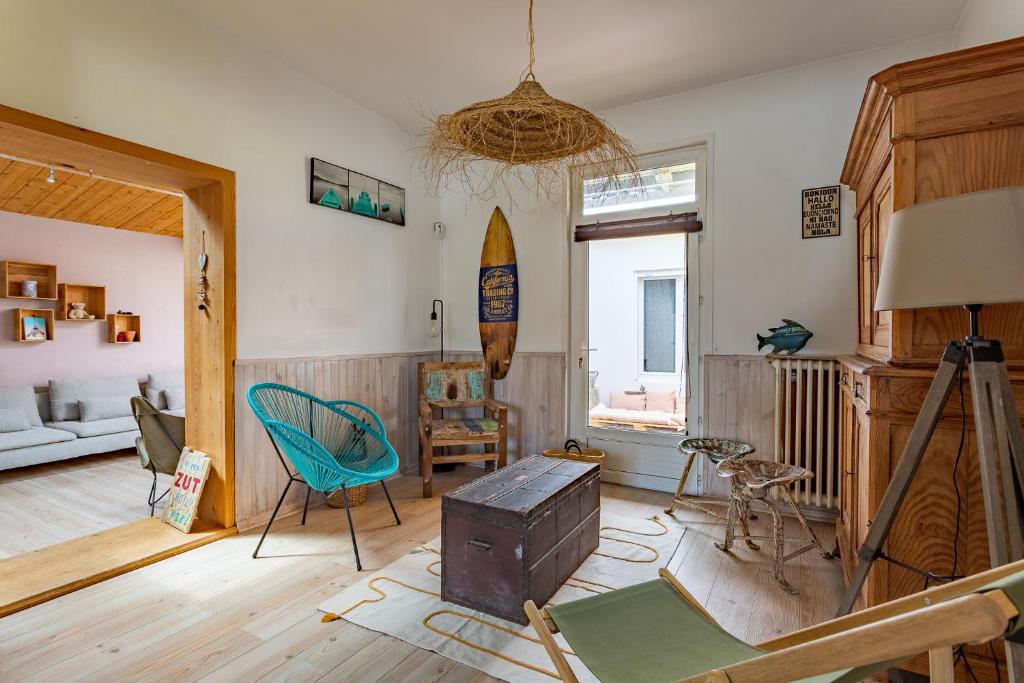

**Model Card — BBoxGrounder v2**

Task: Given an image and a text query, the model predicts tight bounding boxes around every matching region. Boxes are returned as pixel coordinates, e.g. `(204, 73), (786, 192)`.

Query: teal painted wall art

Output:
(308, 157), (405, 226)
(350, 190), (378, 217)
(317, 187), (343, 209)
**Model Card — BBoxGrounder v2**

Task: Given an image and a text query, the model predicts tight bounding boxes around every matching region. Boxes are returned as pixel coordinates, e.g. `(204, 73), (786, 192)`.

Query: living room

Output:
(2, 1), (1024, 682)
(0, 184), (185, 554)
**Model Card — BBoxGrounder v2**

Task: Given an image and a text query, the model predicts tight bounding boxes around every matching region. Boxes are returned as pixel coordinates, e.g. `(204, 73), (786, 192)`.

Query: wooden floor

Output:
(0, 451), (172, 559)
(0, 469), (842, 682)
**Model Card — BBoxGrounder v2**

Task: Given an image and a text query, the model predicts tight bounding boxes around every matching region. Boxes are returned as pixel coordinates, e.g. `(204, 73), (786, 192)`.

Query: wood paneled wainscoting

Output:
(701, 355), (777, 497)
(233, 351), (566, 530)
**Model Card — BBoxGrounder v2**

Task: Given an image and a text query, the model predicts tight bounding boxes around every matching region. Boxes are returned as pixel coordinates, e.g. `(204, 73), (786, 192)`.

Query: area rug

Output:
(318, 512), (687, 682)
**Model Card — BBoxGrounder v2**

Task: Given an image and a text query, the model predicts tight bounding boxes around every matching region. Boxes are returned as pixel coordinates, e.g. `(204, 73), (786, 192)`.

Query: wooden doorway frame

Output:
(0, 104), (236, 616)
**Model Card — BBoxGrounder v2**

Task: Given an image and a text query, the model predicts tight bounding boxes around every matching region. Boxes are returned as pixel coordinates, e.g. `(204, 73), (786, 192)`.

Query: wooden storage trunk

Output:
(441, 456), (600, 625)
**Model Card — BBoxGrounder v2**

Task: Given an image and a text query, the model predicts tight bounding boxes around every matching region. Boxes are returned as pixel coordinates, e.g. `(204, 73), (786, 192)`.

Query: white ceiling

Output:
(177, 0), (968, 129)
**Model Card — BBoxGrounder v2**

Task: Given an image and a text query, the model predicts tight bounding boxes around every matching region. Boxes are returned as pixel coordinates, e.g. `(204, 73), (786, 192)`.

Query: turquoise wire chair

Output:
(247, 383), (401, 570)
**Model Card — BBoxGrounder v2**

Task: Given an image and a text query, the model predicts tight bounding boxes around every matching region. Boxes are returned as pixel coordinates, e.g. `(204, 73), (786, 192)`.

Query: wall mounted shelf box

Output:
(1, 261), (57, 300)
(107, 313), (142, 343)
(13, 308), (54, 342)
(57, 283), (106, 321)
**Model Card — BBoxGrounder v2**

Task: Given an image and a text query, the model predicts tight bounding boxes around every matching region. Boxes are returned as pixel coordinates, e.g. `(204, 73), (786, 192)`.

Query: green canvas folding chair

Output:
(525, 560), (1024, 683)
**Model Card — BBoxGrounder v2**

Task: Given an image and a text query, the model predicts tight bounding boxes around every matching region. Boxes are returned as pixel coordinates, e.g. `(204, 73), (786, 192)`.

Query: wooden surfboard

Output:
(479, 207), (518, 380)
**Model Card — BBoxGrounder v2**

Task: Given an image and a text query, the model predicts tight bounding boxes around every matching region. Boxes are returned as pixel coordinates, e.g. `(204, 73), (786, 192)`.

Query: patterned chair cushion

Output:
(430, 418), (499, 440)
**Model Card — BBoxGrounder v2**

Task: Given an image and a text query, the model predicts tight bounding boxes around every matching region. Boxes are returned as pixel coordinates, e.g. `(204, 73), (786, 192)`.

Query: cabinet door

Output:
(857, 211), (873, 345)
(839, 389), (858, 541)
(871, 169), (893, 347)
(854, 405), (872, 548)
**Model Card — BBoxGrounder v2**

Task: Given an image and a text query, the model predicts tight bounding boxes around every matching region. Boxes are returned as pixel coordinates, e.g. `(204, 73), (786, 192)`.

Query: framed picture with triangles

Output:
(309, 157), (405, 226)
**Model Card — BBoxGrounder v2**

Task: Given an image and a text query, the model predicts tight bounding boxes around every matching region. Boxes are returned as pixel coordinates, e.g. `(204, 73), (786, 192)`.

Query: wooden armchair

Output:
(418, 361), (508, 497)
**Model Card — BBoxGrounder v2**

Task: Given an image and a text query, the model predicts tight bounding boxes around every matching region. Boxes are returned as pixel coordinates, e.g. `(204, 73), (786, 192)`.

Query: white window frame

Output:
(571, 147), (703, 225)
(636, 269), (685, 381)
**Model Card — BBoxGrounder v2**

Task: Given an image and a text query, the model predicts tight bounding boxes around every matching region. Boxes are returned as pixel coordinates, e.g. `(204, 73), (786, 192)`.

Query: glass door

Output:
(568, 146), (705, 492)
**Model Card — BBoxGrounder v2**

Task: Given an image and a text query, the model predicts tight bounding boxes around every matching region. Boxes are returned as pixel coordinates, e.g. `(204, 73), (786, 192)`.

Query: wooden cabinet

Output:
(836, 355), (1024, 680)
(837, 37), (1024, 681)
(842, 37), (1024, 367)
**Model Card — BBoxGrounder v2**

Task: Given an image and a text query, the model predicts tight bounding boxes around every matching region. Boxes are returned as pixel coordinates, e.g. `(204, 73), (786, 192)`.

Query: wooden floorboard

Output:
(0, 469), (842, 682)
(0, 450), (174, 558)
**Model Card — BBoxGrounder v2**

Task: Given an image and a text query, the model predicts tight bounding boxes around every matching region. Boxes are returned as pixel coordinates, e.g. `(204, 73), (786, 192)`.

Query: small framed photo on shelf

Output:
(22, 315), (49, 341)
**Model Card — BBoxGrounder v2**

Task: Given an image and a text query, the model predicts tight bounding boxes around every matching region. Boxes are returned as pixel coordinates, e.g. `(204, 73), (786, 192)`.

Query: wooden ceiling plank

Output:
(0, 156), (185, 237)
(52, 179), (122, 224)
(119, 194), (182, 232)
(87, 184), (149, 224)
(103, 191), (167, 229)
(29, 174), (102, 219)
(149, 203), (184, 237)
(1, 166), (72, 214)
(0, 161), (41, 204)
(72, 184), (141, 228)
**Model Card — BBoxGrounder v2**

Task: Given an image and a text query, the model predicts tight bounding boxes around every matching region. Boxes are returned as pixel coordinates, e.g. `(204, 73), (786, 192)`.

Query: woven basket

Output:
(543, 439), (605, 468)
(326, 484), (368, 509)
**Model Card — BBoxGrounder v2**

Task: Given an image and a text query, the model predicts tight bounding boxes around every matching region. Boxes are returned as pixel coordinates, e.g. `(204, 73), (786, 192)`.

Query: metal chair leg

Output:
(339, 485), (362, 571)
(148, 468), (158, 517)
(760, 497), (798, 594)
(738, 499), (760, 551)
(300, 485), (311, 526)
(253, 478), (293, 559)
(715, 496), (738, 552)
(380, 480), (401, 526)
(781, 487), (834, 559)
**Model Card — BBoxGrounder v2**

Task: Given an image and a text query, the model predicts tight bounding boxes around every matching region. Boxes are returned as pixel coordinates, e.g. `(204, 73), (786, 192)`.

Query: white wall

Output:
(441, 180), (566, 352)
(588, 235), (686, 405)
(0, 0), (441, 361)
(954, 0), (1024, 48)
(0, 213), (184, 388)
(441, 33), (953, 356)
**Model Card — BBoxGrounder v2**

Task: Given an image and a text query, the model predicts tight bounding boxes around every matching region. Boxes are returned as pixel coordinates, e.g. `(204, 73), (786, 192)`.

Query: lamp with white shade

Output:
(839, 187), (1024, 624)
(874, 185), (1024, 334)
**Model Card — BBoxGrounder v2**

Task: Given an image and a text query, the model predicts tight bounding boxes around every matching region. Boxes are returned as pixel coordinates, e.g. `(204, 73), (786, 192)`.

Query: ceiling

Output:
(175, 0), (968, 129)
(0, 158), (183, 237)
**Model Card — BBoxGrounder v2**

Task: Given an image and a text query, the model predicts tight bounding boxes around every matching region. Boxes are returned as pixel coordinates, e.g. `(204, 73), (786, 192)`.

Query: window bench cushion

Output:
(46, 416), (139, 438)
(0, 426), (76, 451)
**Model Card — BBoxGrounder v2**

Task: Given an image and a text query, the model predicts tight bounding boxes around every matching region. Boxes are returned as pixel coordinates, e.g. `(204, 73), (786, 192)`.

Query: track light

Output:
(46, 164), (55, 184)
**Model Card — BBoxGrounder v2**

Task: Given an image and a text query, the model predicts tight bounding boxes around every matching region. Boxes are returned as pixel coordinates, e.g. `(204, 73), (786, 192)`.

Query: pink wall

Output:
(0, 212), (184, 389)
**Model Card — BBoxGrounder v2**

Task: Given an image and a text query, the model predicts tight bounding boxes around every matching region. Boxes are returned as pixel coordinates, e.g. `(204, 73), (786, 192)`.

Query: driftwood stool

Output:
(665, 437), (754, 519)
(715, 459), (834, 594)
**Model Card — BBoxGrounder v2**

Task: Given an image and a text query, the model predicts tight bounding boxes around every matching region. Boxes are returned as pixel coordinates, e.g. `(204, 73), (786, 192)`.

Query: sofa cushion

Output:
(49, 376), (141, 422)
(164, 387), (186, 411)
(79, 396), (134, 422)
(46, 416), (139, 438)
(0, 385), (43, 427)
(35, 391), (52, 422)
(146, 372), (184, 410)
(163, 408), (186, 418)
(0, 426), (76, 451)
(0, 408), (31, 433)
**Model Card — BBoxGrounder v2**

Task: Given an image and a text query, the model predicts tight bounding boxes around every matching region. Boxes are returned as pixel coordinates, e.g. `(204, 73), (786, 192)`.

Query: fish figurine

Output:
(756, 319), (813, 355)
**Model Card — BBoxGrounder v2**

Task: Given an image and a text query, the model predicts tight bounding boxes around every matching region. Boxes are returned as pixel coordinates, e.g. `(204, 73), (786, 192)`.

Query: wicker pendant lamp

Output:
(424, 0), (638, 198)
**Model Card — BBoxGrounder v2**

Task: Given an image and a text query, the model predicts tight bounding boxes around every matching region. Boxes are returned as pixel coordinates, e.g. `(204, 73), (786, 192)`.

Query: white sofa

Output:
(0, 373), (185, 471)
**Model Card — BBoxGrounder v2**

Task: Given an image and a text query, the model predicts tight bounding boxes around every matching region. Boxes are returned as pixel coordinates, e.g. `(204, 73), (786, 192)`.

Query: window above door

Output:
(572, 147), (703, 224)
